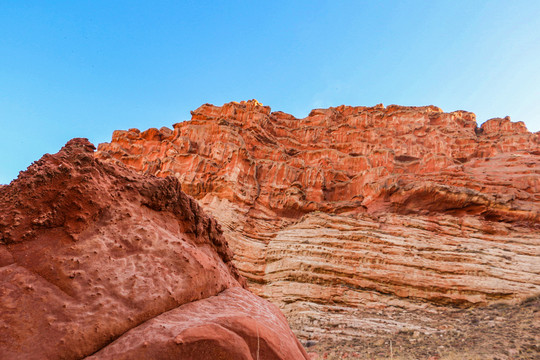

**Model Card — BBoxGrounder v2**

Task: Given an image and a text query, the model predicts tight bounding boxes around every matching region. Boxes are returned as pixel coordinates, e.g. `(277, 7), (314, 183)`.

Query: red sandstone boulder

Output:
(87, 287), (307, 360)
(0, 138), (309, 359)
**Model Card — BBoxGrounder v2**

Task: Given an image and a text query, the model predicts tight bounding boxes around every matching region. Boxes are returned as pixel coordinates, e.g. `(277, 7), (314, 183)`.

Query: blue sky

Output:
(1, 1), (539, 184)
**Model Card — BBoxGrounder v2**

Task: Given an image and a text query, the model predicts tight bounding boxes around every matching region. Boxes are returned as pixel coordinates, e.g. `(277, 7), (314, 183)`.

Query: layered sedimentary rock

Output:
(0, 138), (309, 359)
(97, 100), (540, 339)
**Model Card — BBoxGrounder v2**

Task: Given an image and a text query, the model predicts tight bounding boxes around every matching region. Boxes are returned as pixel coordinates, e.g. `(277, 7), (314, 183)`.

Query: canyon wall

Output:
(97, 100), (540, 339)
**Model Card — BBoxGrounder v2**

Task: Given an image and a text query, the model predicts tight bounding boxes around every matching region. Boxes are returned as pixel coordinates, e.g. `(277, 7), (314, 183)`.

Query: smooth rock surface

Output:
(88, 287), (308, 360)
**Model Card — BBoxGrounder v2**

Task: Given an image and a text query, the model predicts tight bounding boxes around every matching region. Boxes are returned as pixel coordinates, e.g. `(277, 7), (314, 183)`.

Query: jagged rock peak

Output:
(97, 101), (539, 220)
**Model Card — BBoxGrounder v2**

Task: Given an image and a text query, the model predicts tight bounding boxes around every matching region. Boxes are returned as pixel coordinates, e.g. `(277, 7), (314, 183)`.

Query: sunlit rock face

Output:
(97, 100), (540, 340)
(0, 138), (309, 360)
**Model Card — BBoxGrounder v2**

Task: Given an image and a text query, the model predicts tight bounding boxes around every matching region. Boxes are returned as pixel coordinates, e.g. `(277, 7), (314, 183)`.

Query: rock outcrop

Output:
(97, 100), (540, 340)
(0, 138), (309, 359)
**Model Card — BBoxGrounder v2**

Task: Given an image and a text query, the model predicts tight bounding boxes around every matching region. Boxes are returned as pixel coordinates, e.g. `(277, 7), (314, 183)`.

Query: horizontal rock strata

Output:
(97, 100), (540, 339)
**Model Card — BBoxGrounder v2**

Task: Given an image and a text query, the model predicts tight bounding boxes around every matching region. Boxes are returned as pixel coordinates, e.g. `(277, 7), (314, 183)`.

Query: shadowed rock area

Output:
(97, 100), (540, 347)
(0, 138), (309, 359)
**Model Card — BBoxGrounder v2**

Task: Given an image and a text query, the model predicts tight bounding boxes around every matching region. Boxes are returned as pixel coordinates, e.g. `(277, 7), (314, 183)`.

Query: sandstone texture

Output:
(97, 100), (540, 340)
(0, 138), (309, 359)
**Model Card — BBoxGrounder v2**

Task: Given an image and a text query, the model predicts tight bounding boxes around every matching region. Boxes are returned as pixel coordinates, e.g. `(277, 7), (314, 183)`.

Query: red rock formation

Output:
(97, 100), (540, 340)
(0, 138), (309, 359)
(87, 287), (307, 360)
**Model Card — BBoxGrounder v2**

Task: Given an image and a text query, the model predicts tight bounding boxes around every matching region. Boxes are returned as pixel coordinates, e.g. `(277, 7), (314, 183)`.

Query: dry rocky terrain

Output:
(97, 100), (539, 358)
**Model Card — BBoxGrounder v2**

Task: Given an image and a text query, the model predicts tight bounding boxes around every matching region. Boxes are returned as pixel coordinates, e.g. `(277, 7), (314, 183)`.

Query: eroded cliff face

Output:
(0, 138), (309, 360)
(97, 100), (540, 340)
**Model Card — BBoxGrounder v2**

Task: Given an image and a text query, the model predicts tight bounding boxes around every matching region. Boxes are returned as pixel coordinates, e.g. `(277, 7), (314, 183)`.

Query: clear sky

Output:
(1, 1), (539, 184)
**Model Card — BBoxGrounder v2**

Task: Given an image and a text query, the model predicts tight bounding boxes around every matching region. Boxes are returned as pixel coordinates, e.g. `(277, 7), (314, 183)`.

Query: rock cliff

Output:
(97, 100), (540, 340)
(0, 138), (309, 359)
